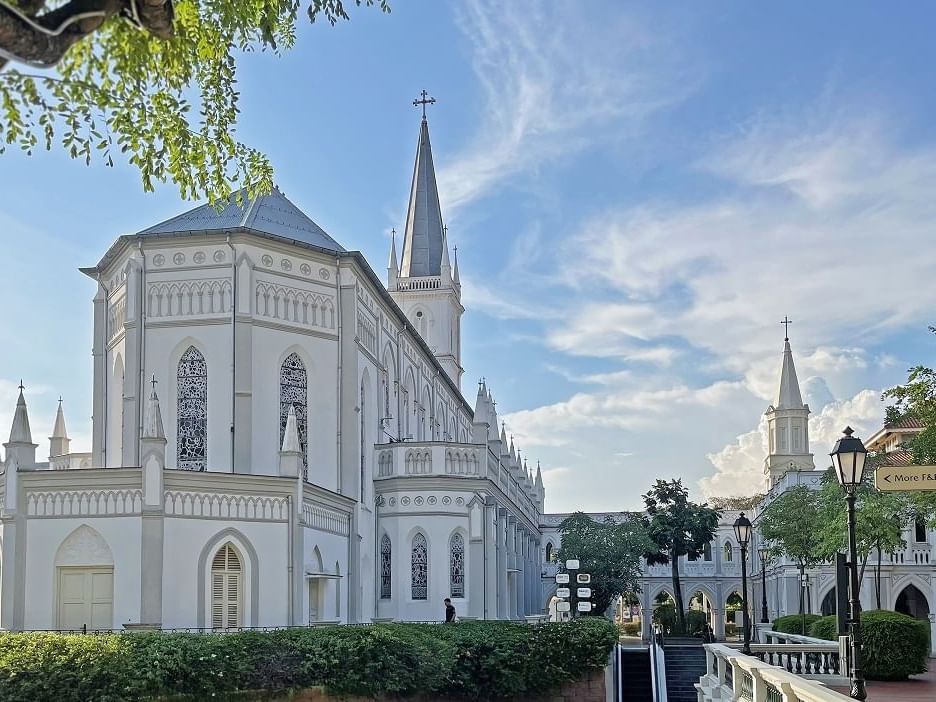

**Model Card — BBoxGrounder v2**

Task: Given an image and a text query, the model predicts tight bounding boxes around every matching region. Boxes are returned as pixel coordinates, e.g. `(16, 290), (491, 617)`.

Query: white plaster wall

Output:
(300, 527), (349, 624)
(250, 326), (338, 487)
(378, 497), (472, 622)
(145, 324), (233, 472)
(162, 518), (288, 628)
(24, 517), (141, 630)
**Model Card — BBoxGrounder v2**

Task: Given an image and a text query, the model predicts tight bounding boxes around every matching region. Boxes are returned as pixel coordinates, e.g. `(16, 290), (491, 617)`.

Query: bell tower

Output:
(763, 319), (814, 489)
(388, 91), (464, 389)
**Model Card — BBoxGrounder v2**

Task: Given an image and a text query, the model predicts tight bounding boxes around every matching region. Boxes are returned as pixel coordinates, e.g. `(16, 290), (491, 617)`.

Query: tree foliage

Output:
(642, 479), (720, 631)
(758, 485), (824, 569)
(557, 512), (651, 617)
(0, 0), (390, 203)
(708, 494), (765, 511)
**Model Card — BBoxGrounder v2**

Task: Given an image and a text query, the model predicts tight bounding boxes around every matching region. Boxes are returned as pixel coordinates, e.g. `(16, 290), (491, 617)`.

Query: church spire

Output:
(400, 92), (445, 278)
(8, 381), (32, 445)
(387, 228), (399, 290)
(776, 337), (805, 409)
(49, 398), (70, 458)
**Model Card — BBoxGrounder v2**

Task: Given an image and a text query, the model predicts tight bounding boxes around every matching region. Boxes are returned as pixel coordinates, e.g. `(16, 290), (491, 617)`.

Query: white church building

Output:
(0, 108), (548, 631)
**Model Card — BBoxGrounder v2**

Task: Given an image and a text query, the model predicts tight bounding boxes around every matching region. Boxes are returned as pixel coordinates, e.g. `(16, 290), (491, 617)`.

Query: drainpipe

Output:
(137, 241), (146, 466)
(227, 235), (236, 473)
(334, 254), (342, 493)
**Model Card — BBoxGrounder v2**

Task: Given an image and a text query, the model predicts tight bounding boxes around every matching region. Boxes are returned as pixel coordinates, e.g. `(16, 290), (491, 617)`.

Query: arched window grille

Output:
(411, 533), (428, 600)
(450, 533), (465, 598)
(380, 534), (392, 599)
(211, 543), (241, 628)
(177, 346), (207, 470)
(280, 353), (308, 478)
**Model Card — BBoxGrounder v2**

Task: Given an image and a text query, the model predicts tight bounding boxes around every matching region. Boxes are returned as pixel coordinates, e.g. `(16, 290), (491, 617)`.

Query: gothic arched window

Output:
(724, 542), (733, 562)
(703, 541), (712, 562)
(450, 533), (465, 598)
(177, 346), (207, 470)
(211, 543), (241, 628)
(545, 543), (554, 562)
(280, 353), (308, 478)
(380, 534), (392, 600)
(411, 533), (428, 600)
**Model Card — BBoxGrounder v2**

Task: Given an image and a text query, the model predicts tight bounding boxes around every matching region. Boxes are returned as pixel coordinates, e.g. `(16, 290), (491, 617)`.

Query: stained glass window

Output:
(411, 533), (428, 600)
(450, 533), (465, 598)
(177, 346), (207, 470)
(380, 534), (392, 599)
(280, 353), (308, 478)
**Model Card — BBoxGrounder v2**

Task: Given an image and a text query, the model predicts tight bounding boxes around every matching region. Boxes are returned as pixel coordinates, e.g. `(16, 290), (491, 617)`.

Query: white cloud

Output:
(698, 388), (884, 499)
(440, 0), (696, 215)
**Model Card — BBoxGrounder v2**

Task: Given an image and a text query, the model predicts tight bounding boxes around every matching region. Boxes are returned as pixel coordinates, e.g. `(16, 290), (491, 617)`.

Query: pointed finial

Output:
(150, 373), (158, 395)
(780, 316), (792, 342)
(413, 89), (436, 120)
(18, 379), (24, 392)
(843, 426), (854, 437)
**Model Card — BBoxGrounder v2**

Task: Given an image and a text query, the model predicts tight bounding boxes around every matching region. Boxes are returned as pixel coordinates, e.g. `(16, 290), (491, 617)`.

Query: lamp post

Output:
(758, 546), (769, 624)
(733, 512), (753, 655)
(830, 426), (869, 701)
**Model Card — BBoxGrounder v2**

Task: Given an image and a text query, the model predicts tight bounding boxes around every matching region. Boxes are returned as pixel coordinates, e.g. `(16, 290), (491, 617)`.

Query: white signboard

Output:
(565, 559), (580, 570)
(555, 573), (570, 584)
(577, 587), (592, 598)
(556, 587), (571, 599)
(556, 601), (571, 613)
(577, 601), (592, 612)
(577, 573), (591, 584)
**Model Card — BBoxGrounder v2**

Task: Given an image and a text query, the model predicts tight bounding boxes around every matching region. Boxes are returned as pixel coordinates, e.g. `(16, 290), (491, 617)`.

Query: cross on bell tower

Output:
(413, 90), (436, 120)
(780, 316), (793, 341)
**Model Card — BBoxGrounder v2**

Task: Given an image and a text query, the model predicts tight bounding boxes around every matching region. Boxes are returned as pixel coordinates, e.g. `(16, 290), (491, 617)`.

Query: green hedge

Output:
(772, 614), (821, 635)
(807, 615), (838, 641)
(804, 610), (929, 681)
(0, 620), (618, 702)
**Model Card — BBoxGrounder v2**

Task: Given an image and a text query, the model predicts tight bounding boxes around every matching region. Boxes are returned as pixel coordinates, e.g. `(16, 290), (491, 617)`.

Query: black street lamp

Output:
(758, 546), (770, 624)
(733, 512), (753, 655)
(830, 426), (869, 701)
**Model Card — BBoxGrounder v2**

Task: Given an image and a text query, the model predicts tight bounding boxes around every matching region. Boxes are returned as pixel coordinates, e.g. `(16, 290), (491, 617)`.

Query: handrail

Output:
(650, 624), (667, 702)
(699, 643), (852, 702)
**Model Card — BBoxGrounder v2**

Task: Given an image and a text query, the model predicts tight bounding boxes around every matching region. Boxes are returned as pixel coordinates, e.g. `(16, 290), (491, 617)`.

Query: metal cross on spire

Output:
(18, 379), (24, 392)
(780, 316), (793, 341)
(413, 89), (436, 119)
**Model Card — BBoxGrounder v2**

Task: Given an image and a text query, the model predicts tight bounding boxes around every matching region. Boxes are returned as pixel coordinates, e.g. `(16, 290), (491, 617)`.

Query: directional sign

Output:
(577, 587), (592, 599)
(566, 559), (580, 570)
(577, 573), (591, 584)
(556, 601), (571, 613)
(876, 466), (936, 492)
(555, 573), (570, 584)
(556, 587), (571, 599)
(577, 601), (592, 612)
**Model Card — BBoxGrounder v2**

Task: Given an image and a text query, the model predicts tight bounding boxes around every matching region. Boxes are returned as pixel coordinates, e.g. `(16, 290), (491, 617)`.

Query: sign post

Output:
(554, 560), (592, 619)
(876, 466), (936, 492)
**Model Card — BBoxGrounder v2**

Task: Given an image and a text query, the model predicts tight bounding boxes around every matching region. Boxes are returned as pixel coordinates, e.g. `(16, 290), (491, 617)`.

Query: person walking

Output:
(444, 598), (457, 623)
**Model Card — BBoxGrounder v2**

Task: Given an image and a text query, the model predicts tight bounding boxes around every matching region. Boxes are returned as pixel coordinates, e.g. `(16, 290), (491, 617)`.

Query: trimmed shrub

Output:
(772, 614), (821, 635)
(807, 615), (838, 641)
(860, 610), (929, 681)
(0, 620), (619, 702)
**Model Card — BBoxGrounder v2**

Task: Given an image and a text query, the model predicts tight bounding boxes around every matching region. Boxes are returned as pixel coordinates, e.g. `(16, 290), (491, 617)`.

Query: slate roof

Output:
(138, 187), (345, 252)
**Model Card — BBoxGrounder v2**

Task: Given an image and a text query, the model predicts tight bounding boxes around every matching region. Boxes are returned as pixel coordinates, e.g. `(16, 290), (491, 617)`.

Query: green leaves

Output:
(557, 512), (652, 616)
(759, 485), (824, 568)
(0, 1), (389, 204)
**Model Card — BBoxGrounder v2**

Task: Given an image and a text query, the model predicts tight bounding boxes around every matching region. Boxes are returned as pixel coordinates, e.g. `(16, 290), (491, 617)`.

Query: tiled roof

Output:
(885, 416), (926, 430)
(138, 187), (345, 252)
(878, 449), (915, 467)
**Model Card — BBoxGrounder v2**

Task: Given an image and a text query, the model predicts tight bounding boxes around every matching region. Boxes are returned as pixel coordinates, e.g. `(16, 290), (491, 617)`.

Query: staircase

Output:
(618, 647), (653, 702)
(663, 642), (708, 702)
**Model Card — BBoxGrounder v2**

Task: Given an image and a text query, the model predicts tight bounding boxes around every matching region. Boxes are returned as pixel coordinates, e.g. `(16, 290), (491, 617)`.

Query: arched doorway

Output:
(687, 589), (714, 635)
(896, 584), (930, 620)
(820, 588), (836, 616)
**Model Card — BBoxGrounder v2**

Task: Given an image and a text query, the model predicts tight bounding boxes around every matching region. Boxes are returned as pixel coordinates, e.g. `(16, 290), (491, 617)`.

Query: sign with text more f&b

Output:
(876, 466), (936, 492)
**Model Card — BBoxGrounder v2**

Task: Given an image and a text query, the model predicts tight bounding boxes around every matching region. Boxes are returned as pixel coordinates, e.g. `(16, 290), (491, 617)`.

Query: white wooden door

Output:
(57, 568), (113, 631)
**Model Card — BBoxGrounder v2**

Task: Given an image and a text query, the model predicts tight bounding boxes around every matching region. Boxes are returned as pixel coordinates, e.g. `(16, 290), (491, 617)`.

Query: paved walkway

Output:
(830, 669), (936, 702)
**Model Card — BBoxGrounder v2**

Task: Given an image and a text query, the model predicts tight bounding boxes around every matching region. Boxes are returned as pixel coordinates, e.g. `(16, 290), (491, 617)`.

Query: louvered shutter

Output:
(210, 544), (242, 628)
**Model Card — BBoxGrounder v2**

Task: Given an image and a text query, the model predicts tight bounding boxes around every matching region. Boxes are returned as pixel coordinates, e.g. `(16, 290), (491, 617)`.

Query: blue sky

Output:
(2, 1), (936, 512)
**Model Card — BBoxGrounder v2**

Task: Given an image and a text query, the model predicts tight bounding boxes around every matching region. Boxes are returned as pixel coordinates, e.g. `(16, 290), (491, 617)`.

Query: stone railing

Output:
(699, 644), (851, 702)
